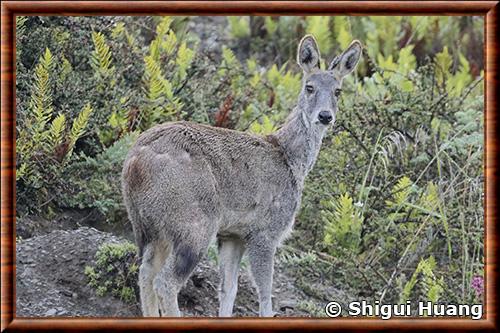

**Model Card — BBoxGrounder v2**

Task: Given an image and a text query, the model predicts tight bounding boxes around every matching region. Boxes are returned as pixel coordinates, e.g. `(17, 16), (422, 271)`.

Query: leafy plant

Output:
(400, 256), (444, 305)
(85, 241), (139, 303)
(323, 193), (362, 255)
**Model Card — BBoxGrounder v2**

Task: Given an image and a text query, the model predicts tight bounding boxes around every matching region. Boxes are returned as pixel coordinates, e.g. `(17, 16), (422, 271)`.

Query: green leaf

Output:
(434, 46), (452, 85)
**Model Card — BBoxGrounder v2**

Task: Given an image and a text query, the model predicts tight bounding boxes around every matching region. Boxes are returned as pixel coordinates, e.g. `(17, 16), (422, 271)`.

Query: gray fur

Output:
(121, 35), (362, 317)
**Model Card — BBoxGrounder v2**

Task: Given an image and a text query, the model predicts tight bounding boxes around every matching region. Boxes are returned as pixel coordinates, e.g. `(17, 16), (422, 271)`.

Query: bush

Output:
(85, 241), (139, 303)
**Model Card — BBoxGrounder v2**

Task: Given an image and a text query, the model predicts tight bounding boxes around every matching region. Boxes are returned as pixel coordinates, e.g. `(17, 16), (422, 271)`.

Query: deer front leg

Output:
(218, 236), (245, 317)
(247, 237), (276, 317)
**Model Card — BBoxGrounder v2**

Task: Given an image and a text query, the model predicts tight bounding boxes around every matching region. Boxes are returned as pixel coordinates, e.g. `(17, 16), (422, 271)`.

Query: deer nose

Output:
(318, 111), (333, 124)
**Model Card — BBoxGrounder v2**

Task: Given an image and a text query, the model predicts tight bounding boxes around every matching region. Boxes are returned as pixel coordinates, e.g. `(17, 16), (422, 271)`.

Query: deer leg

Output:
(247, 237), (276, 317)
(138, 242), (166, 317)
(217, 236), (245, 317)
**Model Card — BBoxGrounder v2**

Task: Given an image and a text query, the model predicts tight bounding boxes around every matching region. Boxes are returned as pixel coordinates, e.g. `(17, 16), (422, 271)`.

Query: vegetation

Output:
(85, 241), (139, 303)
(16, 16), (484, 311)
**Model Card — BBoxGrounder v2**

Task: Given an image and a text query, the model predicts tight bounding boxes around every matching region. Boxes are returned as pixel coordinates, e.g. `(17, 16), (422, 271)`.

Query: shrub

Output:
(85, 241), (139, 303)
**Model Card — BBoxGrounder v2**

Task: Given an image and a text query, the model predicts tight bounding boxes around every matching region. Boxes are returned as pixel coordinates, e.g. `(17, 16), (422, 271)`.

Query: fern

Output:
(264, 17), (278, 35)
(111, 22), (125, 39)
(143, 55), (180, 127)
(249, 115), (276, 135)
(16, 16), (28, 37)
(333, 17), (351, 50)
(91, 31), (115, 85)
(151, 17), (175, 59)
(323, 193), (362, 254)
(400, 256), (444, 304)
(59, 56), (72, 82)
(434, 46), (452, 87)
(49, 113), (66, 149)
(385, 176), (415, 225)
(30, 48), (54, 145)
(67, 103), (92, 159)
(228, 17), (250, 39)
(156, 17), (173, 38)
(176, 41), (194, 81)
(218, 46), (238, 77)
(163, 30), (177, 56)
(386, 176), (414, 208)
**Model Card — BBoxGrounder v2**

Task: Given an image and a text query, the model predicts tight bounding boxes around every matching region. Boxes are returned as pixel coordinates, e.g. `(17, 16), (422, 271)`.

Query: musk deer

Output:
(122, 35), (362, 317)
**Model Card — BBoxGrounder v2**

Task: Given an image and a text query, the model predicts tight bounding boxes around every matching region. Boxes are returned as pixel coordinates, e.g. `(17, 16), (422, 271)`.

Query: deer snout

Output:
(318, 111), (333, 125)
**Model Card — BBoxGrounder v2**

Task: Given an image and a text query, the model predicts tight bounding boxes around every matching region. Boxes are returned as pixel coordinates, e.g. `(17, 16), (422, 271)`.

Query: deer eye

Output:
(335, 89), (342, 97)
(305, 85), (314, 93)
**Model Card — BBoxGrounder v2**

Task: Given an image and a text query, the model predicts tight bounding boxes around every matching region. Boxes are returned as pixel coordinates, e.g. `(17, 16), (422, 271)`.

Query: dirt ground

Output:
(16, 212), (342, 317)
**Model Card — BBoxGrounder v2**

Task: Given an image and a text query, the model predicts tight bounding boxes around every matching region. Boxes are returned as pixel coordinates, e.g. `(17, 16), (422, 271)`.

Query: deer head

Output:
(296, 35), (362, 129)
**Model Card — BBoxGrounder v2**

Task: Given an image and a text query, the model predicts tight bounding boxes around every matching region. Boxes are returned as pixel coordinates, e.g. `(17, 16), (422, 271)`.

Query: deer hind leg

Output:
(153, 228), (214, 317)
(217, 236), (245, 317)
(138, 241), (169, 317)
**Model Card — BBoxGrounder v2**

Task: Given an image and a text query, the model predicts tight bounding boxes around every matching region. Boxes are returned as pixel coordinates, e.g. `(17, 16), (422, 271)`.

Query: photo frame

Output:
(1, 1), (498, 332)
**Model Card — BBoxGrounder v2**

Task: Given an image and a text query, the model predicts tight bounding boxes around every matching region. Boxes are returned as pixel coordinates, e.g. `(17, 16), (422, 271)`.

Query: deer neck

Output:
(274, 108), (326, 184)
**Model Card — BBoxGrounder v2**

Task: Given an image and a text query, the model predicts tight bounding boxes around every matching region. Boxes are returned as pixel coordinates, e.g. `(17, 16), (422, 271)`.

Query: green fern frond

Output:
(434, 46), (452, 86)
(176, 42), (194, 81)
(322, 193), (362, 254)
(156, 17), (173, 38)
(400, 256), (444, 304)
(66, 103), (92, 159)
(143, 55), (178, 126)
(30, 48), (54, 144)
(70, 103), (92, 145)
(16, 163), (29, 181)
(40, 48), (54, 72)
(60, 56), (72, 81)
(386, 176), (413, 208)
(16, 16), (28, 37)
(264, 17), (277, 35)
(163, 30), (177, 56)
(149, 39), (161, 61)
(144, 55), (174, 100)
(49, 113), (66, 148)
(228, 17), (250, 39)
(111, 22), (125, 39)
(91, 31), (115, 79)
(218, 46), (238, 76)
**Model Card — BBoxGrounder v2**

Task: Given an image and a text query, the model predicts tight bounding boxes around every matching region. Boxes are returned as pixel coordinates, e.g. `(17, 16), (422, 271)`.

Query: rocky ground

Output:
(16, 213), (346, 317)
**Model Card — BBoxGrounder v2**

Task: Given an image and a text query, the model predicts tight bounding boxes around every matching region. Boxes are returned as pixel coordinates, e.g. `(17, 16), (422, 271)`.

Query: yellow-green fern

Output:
(67, 103), (92, 159)
(176, 42), (194, 81)
(49, 113), (66, 149)
(30, 48), (54, 144)
(91, 31), (115, 85)
(323, 193), (362, 254)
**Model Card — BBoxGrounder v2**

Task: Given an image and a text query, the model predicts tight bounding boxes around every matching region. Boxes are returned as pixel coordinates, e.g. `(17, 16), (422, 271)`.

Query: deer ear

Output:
(297, 35), (321, 73)
(329, 40), (362, 77)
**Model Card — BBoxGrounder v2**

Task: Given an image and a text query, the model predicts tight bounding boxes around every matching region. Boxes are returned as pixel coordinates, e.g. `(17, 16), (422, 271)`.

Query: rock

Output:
(44, 308), (57, 316)
(279, 300), (297, 310)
